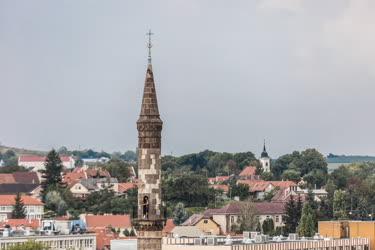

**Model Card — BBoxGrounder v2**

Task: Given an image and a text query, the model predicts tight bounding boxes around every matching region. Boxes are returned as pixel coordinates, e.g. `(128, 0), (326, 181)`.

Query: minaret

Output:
(260, 140), (271, 172)
(135, 30), (164, 250)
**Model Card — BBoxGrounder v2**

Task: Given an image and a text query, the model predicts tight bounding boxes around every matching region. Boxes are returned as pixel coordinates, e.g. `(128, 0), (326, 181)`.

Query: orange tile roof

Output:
(162, 219), (176, 234)
(238, 180), (296, 191)
(118, 183), (137, 193)
(0, 174), (16, 184)
(210, 184), (229, 193)
(239, 166), (257, 177)
(208, 176), (230, 183)
(0, 195), (43, 206)
(0, 219), (40, 229)
(85, 214), (131, 229)
(63, 171), (86, 185)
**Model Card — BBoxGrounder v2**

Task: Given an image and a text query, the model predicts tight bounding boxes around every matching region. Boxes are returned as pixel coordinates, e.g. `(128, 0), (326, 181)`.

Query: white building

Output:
(0, 195), (44, 221)
(0, 233), (96, 250)
(18, 155), (75, 172)
(259, 142), (271, 172)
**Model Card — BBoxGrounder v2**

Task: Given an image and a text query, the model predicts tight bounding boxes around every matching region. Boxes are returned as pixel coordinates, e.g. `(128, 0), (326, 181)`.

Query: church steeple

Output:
(261, 139), (269, 158)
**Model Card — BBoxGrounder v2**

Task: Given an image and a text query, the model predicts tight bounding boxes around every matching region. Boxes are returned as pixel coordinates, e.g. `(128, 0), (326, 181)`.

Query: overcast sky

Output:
(1, 0), (374, 157)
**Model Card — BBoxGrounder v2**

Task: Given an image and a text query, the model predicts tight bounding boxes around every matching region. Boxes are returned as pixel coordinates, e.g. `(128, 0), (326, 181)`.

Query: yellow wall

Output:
(195, 219), (221, 235)
(319, 221), (375, 250)
(349, 221), (375, 250)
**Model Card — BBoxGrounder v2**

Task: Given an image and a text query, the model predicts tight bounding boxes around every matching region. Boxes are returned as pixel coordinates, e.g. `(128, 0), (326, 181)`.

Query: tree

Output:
(45, 191), (67, 216)
(2, 150), (18, 167)
(284, 195), (297, 234)
(100, 159), (131, 182)
(11, 193), (26, 219)
(0, 165), (28, 173)
(297, 203), (316, 237)
(262, 218), (275, 235)
(238, 202), (258, 231)
(173, 202), (189, 225)
(230, 183), (250, 201)
(8, 241), (47, 250)
(333, 189), (347, 219)
(41, 149), (63, 200)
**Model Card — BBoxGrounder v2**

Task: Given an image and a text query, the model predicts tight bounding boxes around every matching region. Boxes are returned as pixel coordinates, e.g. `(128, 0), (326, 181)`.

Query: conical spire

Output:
(261, 139), (269, 158)
(139, 64), (160, 119)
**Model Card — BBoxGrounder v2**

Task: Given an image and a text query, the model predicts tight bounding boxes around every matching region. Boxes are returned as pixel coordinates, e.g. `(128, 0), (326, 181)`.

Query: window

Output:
(276, 216), (279, 222)
(204, 220), (208, 224)
(231, 216), (234, 223)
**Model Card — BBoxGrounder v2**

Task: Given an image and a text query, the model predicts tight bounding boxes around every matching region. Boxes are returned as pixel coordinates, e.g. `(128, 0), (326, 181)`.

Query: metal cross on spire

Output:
(146, 29), (154, 64)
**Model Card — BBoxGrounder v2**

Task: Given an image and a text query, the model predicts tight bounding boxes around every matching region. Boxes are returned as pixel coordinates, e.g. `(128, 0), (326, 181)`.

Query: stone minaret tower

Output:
(135, 30), (164, 250)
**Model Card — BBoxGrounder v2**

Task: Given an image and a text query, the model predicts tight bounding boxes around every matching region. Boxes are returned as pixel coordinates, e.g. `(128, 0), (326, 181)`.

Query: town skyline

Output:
(1, 0), (374, 157)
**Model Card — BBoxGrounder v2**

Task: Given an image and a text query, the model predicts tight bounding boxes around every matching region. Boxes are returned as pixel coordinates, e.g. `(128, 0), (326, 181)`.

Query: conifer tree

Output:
(262, 218), (275, 235)
(296, 195), (303, 222)
(297, 203), (316, 237)
(12, 193), (26, 219)
(284, 195), (297, 234)
(41, 149), (63, 201)
(173, 202), (189, 225)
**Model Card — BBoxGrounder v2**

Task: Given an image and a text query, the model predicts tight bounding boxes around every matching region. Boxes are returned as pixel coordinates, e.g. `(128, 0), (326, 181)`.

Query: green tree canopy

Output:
(11, 193), (26, 219)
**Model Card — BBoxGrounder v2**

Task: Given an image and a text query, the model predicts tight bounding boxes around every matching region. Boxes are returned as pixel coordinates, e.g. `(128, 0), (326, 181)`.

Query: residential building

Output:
(319, 220), (375, 250)
(117, 182), (137, 196)
(82, 157), (110, 166)
(84, 214), (132, 237)
(170, 226), (205, 238)
(238, 180), (297, 200)
(162, 236), (369, 250)
(0, 233), (96, 250)
(210, 184), (229, 195)
(0, 195), (43, 221)
(208, 176), (230, 185)
(18, 155), (75, 171)
(0, 218), (41, 230)
(0, 172), (39, 184)
(0, 183), (40, 195)
(239, 166), (258, 180)
(69, 177), (118, 198)
(182, 214), (221, 235)
(202, 202), (285, 234)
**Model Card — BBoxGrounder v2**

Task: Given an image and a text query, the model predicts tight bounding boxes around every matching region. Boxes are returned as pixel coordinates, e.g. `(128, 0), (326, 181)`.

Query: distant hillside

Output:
(326, 153), (375, 172)
(0, 145), (46, 156)
(326, 153), (375, 163)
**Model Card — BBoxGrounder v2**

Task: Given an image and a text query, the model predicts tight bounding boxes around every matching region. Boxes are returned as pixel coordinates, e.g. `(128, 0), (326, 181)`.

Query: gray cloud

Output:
(0, 0), (374, 157)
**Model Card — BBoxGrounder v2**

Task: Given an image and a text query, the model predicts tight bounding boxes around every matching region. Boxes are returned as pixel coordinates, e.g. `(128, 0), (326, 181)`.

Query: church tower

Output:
(134, 30), (164, 250)
(260, 140), (271, 172)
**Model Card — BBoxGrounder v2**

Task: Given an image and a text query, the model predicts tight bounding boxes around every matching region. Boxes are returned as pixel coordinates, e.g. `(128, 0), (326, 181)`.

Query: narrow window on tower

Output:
(143, 196), (149, 219)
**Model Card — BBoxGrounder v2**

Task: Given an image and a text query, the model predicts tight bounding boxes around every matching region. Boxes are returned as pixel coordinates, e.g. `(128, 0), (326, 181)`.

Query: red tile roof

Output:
(205, 202), (285, 216)
(12, 172), (39, 184)
(19, 155), (72, 162)
(85, 168), (111, 178)
(63, 170), (86, 185)
(85, 214), (131, 229)
(0, 195), (43, 206)
(238, 180), (296, 191)
(118, 183), (137, 193)
(0, 219), (40, 229)
(208, 176), (230, 183)
(163, 219), (176, 234)
(0, 174), (15, 184)
(0, 172), (39, 185)
(210, 184), (229, 193)
(254, 202), (286, 215)
(239, 166), (257, 177)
